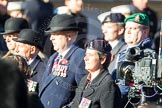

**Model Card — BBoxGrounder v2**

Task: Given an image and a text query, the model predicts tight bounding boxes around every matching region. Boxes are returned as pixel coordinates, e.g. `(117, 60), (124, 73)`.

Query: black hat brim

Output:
(0, 30), (20, 35)
(13, 38), (43, 50)
(45, 27), (79, 33)
(13, 38), (37, 46)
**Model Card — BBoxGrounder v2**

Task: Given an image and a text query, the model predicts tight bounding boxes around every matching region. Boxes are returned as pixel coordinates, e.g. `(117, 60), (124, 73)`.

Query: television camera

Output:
(116, 20), (162, 106)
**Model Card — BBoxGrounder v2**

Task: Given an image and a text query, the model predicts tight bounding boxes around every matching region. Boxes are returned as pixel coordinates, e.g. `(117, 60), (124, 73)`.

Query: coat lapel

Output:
(80, 76), (95, 97)
(111, 40), (125, 55)
(30, 55), (41, 71)
(28, 55), (41, 77)
(39, 53), (58, 96)
(83, 87), (95, 97)
(40, 45), (79, 96)
(83, 69), (110, 97)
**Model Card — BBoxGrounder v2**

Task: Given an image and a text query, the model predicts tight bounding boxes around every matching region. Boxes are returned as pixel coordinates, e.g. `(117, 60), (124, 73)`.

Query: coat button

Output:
(47, 101), (50, 106)
(56, 81), (59, 85)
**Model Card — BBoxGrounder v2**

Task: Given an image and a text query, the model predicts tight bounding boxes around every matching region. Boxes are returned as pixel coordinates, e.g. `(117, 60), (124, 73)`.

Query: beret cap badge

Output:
(135, 15), (140, 23)
(124, 13), (150, 26)
(85, 39), (112, 54)
(104, 17), (111, 22)
(103, 13), (125, 24)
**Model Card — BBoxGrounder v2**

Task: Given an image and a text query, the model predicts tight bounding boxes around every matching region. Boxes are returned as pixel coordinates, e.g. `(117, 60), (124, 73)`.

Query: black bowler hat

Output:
(85, 39), (112, 54)
(103, 13), (125, 24)
(45, 14), (79, 33)
(0, 18), (29, 35)
(14, 29), (42, 49)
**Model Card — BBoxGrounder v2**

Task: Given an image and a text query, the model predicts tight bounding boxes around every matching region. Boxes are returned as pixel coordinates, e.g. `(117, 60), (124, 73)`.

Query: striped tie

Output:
(51, 55), (62, 73)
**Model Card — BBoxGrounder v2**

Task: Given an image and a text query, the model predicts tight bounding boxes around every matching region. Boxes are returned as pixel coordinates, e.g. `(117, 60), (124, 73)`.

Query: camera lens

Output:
(126, 47), (141, 61)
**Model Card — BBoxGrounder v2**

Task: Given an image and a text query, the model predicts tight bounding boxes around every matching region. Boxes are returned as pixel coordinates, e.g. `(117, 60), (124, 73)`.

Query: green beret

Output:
(124, 13), (150, 26)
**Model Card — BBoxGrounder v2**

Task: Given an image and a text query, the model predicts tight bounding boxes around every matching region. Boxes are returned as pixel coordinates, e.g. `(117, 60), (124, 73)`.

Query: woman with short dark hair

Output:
(69, 39), (121, 108)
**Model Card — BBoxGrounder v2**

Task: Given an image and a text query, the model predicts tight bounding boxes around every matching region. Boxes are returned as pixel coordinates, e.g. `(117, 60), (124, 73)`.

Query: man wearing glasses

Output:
(0, 17), (29, 57)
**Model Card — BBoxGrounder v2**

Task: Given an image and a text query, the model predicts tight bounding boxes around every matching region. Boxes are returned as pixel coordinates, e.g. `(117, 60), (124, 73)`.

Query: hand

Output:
(137, 103), (161, 108)
(137, 105), (149, 108)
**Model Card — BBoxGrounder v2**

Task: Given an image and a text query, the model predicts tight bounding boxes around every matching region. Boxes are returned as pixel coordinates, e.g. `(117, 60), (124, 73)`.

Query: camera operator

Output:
(115, 13), (153, 108)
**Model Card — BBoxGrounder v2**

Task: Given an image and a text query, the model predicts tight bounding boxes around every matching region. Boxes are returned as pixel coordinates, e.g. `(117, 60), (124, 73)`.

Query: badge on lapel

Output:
(60, 58), (68, 65)
(79, 97), (92, 108)
(27, 79), (38, 92)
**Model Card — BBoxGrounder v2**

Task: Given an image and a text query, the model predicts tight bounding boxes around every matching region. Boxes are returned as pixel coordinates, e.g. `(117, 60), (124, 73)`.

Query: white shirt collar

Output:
(109, 38), (124, 49)
(59, 44), (74, 58)
(27, 55), (38, 65)
(109, 39), (120, 49)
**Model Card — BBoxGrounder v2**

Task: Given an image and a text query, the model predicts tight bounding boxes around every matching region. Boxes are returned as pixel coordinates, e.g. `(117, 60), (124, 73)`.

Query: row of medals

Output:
(52, 63), (68, 77)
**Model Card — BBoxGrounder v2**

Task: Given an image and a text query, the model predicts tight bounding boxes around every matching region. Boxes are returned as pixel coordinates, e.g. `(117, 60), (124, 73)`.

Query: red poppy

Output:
(61, 59), (68, 64)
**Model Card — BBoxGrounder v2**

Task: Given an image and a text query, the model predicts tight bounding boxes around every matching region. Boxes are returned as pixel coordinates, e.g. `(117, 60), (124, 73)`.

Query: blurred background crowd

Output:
(0, 0), (162, 55)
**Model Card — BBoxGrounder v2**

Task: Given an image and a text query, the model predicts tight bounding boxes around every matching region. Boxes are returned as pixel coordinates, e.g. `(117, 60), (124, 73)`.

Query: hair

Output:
(141, 25), (150, 38)
(0, 59), (28, 108)
(141, 25), (150, 30)
(116, 22), (125, 28)
(2, 53), (29, 80)
(97, 51), (111, 70)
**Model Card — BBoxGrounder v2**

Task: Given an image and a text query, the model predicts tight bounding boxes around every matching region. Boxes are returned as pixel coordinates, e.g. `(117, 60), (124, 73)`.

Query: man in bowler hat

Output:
(39, 14), (88, 108)
(0, 17), (29, 57)
(14, 29), (46, 93)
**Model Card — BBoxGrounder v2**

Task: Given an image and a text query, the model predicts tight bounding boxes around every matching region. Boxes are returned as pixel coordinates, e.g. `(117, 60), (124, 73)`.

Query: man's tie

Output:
(52, 55), (62, 73)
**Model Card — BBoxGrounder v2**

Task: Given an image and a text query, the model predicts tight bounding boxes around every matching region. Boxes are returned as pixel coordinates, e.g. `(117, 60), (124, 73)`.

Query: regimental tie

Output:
(52, 55), (62, 75)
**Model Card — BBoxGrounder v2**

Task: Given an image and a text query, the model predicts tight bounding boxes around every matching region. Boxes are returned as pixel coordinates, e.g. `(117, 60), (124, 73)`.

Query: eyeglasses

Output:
(3, 34), (18, 40)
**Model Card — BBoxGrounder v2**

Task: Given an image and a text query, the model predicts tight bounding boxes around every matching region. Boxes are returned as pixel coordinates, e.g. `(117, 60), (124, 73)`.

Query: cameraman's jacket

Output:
(112, 38), (153, 96)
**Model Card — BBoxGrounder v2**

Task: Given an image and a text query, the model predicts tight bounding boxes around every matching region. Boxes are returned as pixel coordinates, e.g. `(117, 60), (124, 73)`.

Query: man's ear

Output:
(30, 46), (36, 54)
(101, 56), (107, 65)
(142, 29), (149, 39)
(118, 28), (125, 36)
(67, 33), (72, 41)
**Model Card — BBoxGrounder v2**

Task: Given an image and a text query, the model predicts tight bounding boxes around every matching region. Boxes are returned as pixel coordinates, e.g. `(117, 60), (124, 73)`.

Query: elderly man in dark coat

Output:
(39, 14), (88, 108)
(14, 29), (46, 93)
